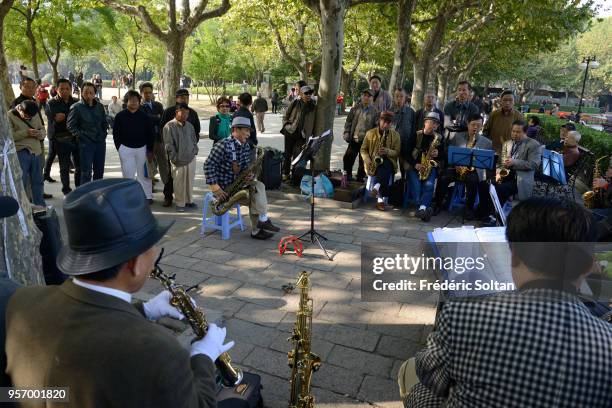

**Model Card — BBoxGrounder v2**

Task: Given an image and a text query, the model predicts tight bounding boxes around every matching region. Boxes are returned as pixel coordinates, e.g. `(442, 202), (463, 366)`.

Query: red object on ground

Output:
(278, 236), (303, 258)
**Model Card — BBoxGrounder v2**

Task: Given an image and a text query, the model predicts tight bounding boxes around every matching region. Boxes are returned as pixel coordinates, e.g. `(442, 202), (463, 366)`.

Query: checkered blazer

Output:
(405, 288), (612, 407)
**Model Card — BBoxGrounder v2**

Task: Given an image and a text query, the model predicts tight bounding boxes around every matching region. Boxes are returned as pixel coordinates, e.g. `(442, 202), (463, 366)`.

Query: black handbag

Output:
(33, 207), (66, 285)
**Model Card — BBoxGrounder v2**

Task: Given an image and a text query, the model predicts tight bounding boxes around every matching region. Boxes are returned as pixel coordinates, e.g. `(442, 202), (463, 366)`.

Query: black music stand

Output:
(293, 130), (333, 261)
(446, 146), (496, 225)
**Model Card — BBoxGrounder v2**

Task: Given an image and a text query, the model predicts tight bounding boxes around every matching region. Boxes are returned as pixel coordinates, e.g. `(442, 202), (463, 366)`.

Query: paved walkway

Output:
(41, 106), (466, 408)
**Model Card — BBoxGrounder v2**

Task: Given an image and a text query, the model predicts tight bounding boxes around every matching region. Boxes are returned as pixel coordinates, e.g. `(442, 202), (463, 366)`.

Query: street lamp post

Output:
(577, 56), (599, 117)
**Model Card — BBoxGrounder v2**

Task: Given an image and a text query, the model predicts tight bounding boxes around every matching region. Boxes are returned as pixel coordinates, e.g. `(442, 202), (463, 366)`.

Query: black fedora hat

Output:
(57, 178), (174, 276)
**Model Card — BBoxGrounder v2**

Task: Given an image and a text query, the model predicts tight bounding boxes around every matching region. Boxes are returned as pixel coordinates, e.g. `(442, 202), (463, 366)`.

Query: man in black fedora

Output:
(5, 179), (233, 407)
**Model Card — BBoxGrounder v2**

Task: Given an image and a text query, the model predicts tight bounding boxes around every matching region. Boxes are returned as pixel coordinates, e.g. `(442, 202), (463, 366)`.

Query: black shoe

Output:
(62, 188), (72, 196)
(251, 229), (274, 240)
(43, 193), (53, 199)
(44, 176), (57, 183)
(432, 204), (443, 216)
(185, 202), (198, 209)
(162, 198), (172, 207)
(415, 208), (425, 219)
(421, 207), (432, 222)
(257, 219), (280, 232)
(464, 208), (476, 221)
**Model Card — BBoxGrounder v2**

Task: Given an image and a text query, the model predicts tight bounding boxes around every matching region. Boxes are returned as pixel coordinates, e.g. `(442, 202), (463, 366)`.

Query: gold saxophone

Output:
(151, 249), (243, 387)
(288, 271), (321, 408)
(583, 155), (609, 209)
(498, 143), (511, 179)
(211, 147), (265, 216)
(456, 136), (476, 181)
(419, 133), (440, 181)
(368, 129), (388, 175)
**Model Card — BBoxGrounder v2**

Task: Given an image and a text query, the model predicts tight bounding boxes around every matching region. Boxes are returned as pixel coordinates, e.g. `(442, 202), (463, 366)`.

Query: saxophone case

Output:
(217, 371), (263, 408)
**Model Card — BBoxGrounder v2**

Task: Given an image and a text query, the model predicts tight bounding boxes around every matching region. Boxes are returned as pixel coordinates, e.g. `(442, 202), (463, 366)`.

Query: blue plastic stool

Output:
(201, 192), (245, 240)
(363, 175), (393, 203)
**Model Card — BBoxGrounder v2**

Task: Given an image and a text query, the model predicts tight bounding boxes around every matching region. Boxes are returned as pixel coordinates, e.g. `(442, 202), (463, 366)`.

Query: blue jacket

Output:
(67, 99), (108, 144)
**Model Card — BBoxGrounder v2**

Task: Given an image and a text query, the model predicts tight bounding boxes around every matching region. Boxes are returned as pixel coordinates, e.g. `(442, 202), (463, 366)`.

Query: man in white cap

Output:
(204, 116), (280, 240)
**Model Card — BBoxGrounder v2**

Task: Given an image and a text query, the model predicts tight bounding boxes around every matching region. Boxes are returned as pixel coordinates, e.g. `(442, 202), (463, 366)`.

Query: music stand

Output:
(446, 146), (496, 225)
(293, 130), (333, 261)
(541, 149), (566, 185)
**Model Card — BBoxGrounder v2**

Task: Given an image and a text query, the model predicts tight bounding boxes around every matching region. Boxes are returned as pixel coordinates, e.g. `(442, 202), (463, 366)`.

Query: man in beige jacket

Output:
(360, 111), (400, 211)
(8, 100), (46, 206)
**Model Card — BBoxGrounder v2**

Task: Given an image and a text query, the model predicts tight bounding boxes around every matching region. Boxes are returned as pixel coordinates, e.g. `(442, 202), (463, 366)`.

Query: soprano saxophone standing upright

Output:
(151, 249), (243, 387)
(288, 271), (321, 408)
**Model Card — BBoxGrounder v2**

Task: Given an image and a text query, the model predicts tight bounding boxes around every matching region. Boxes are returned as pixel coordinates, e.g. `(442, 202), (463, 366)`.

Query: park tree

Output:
(228, 0), (319, 82)
(0, 0), (14, 101)
(97, 9), (149, 89)
(103, 0), (231, 107)
(576, 17), (612, 95)
(10, 0), (43, 79)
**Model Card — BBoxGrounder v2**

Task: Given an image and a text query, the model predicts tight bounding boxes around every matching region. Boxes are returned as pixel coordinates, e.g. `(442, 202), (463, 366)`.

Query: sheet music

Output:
(291, 129), (332, 166)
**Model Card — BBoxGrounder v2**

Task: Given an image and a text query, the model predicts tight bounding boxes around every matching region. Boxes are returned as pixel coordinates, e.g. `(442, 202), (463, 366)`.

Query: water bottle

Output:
(341, 170), (348, 188)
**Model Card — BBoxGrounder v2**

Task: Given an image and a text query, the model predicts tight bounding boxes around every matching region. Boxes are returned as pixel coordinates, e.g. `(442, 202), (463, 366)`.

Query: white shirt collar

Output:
(73, 278), (132, 303)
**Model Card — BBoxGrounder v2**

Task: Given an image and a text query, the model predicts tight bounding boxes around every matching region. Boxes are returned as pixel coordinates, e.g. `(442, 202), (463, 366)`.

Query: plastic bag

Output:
(300, 174), (334, 198)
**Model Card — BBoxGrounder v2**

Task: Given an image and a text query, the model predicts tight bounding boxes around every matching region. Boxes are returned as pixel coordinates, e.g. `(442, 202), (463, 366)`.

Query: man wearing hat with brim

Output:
(342, 88), (380, 182)
(405, 111), (444, 222)
(204, 116), (280, 240)
(5, 179), (232, 407)
(281, 85), (317, 182)
(360, 110), (400, 211)
(159, 88), (201, 207)
(162, 102), (199, 212)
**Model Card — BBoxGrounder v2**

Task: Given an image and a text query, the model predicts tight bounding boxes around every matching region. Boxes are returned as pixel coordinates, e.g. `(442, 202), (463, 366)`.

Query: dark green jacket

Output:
(67, 99), (108, 144)
(6, 280), (217, 408)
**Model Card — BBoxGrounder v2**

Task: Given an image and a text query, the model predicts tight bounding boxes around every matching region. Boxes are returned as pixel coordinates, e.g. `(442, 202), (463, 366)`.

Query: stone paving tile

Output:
(311, 362), (365, 398)
(224, 318), (280, 348)
(317, 303), (375, 329)
(191, 292), (246, 317)
(226, 257), (273, 271)
(376, 335), (419, 360)
(357, 375), (404, 408)
(197, 276), (243, 297)
(323, 325), (381, 352)
(235, 303), (288, 328)
(233, 282), (288, 309)
(189, 247), (237, 263)
(366, 323), (426, 341)
(242, 346), (291, 379)
(159, 253), (201, 269)
(390, 359), (405, 380)
(327, 345), (394, 378)
(189, 259), (238, 278)
(227, 340), (255, 365)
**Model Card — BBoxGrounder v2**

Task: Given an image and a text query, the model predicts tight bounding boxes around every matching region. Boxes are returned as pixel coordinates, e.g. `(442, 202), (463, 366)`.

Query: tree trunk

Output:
(299, 66), (308, 82)
(437, 68), (450, 107)
(411, 63), (427, 111)
(162, 34), (186, 107)
(50, 63), (59, 85)
(0, 84), (45, 285)
(26, 23), (40, 80)
(0, 9), (14, 104)
(312, 0), (346, 171)
(388, 0), (415, 92)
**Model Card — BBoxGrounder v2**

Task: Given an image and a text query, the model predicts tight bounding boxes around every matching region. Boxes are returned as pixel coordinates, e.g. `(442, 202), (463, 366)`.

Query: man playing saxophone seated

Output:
(494, 120), (541, 209)
(360, 110), (401, 211)
(591, 159), (612, 241)
(204, 116), (280, 240)
(432, 113), (494, 221)
(405, 112), (444, 222)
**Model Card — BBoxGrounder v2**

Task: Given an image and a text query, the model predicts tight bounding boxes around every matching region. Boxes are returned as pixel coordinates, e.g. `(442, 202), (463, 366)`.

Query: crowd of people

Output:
(3, 69), (612, 408)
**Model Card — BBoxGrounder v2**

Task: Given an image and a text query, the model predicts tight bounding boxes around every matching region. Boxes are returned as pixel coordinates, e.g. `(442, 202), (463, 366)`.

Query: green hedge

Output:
(526, 114), (612, 158)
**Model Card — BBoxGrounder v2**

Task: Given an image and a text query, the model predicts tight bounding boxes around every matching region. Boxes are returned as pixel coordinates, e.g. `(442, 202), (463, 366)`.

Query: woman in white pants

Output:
(112, 90), (155, 202)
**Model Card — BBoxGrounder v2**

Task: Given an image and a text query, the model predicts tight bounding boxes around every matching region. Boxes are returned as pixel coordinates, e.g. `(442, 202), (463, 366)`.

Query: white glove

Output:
(142, 290), (184, 321)
(190, 323), (235, 361)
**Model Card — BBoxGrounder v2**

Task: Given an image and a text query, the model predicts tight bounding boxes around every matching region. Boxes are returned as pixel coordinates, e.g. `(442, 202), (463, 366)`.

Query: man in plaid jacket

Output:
(401, 197), (612, 407)
(204, 116), (280, 240)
